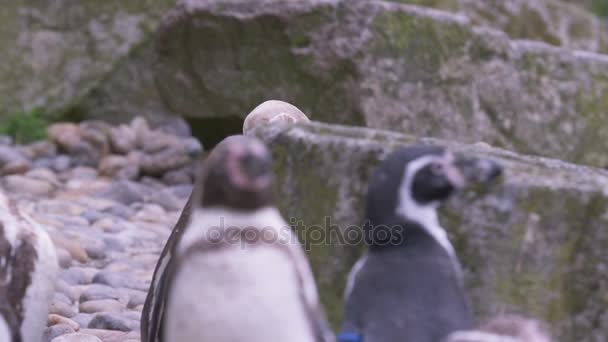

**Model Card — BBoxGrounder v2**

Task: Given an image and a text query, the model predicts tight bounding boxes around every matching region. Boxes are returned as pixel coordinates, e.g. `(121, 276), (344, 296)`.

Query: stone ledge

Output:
(255, 121), (608, 341)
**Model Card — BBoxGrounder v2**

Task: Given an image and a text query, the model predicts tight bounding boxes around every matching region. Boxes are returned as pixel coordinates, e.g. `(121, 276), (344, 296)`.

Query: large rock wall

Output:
(254, 121), (608, 342)
(391, 0), (608, 52)
(0, 0), (176, 117)
(3, 0), (608, 166)
(74, 0), (608, 168)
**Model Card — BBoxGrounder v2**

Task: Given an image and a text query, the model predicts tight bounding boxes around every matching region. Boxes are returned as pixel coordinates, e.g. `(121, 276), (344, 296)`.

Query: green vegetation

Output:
(0, 108), (52, 144)
(592, 0), (608, 17)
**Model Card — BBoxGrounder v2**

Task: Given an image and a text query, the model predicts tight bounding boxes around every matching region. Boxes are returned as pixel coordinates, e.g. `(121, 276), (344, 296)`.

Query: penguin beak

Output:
(454, 156), (503, 186)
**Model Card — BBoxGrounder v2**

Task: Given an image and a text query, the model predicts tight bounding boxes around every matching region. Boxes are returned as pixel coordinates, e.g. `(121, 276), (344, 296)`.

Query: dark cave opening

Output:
(185, 116), (244, 150)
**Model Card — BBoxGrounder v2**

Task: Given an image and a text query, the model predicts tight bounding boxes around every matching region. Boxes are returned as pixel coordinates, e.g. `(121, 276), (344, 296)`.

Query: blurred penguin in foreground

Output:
(142, 101), (332, 342)
(0, 191), (58, 342)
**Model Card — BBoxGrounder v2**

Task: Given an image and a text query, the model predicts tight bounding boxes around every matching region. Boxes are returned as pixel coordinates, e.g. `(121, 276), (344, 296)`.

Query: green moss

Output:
(387, 0), (459, 12)
(0, 108), (53, 143)
(368, 11), (470, 83)
(592, 0), (608, 17)
(504, 5), (561, 46)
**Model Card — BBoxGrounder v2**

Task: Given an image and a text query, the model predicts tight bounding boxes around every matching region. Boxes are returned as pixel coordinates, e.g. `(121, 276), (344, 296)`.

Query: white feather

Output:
(165, 206), (321, 342)
(18, 205), (58, 342)
(396, 155), (461, 275)
(0, 315), (10, 342)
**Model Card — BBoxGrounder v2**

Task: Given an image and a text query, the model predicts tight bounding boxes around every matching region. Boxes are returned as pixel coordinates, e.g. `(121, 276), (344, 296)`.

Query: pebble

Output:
(49, 300), (77, 318)
(56, 248), (73, 268)
(92, 271), (147, 291)
(79, 299), (125, 314)
(1, 116), (201, 340)
(71, 313), (94, 328)
(96, 180), (149, 205)
(79, 284), (123, 303)
(4, 174), (55, 196)
(52, 155), (72, 172)
(48, 314), (80, 331)
(51, 333), (102, 342)
(44, 324), (76, 342)
(88, 312), (136, 332)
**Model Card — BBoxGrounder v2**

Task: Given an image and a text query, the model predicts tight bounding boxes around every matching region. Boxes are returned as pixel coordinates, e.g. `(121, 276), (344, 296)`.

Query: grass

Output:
(0, 108), (52, 144)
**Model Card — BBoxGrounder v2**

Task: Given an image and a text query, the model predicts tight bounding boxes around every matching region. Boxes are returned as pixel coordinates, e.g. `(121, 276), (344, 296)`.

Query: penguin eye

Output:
(429, 162), (444, 176)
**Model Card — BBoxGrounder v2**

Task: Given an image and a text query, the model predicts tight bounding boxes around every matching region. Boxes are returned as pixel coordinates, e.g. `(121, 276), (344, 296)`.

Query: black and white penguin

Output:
(339, 144), (502, 342)
(0, 192), (58, 342)
(142, 135), (334, 342)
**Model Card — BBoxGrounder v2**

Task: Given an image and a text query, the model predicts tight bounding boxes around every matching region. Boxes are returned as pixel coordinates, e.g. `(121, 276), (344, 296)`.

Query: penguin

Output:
(142, 135), (334, 342)
(339, 144), (502, 342)
(445, 314), (552, 342)
(242, 100), (310, 135)
(0, 191), (58, 342)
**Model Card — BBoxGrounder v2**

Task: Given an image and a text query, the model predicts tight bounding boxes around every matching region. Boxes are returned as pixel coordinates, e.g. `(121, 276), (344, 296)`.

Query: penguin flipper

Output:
(141, 195), (194, 342)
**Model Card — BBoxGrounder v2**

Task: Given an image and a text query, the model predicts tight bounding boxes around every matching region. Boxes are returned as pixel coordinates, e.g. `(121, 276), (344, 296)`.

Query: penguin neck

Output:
(394, 203), (456, 260)
(178, 206), (287, 254)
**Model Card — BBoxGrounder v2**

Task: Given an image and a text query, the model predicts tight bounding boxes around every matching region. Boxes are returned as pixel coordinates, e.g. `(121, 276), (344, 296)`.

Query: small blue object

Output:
(337, 332), (362, 342)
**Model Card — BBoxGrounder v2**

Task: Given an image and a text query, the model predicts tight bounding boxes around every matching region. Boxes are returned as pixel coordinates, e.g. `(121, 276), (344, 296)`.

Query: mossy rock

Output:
(255, 121), (608, 341)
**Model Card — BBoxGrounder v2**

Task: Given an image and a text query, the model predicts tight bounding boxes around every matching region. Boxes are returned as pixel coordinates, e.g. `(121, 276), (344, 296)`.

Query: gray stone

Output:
(56, 248), (73, 268)
(0, 0), (176, 120)
(126, 290), (147, 309)
(84, 241), (107, 260)
(70, 313), (94, 329)
(98, 155), (130, 178)
(146, 188), (182, 211)
(47, 314), (80, 331)
(139, 146), (191, 176)
(393, 0), (608, 52)
(52, 155), (72, 172)
(255, 121), (608, 341)
(55, 279), (77, 303)
(79, 299), (125, 314)
(81, 209), (105, 223)
(95, 180), (151, 205)
(88, 313), (136, 332)
(23, 140), (57, 159)
(155, 116), (192, 137)
(109, 124), (137, 154)
(92, 271), (147, 291)
(59, 268), (90, 286)
(54, 292), (73, 305)
(101, 204), (135, 220)
(43, 324), (76, 342)
(25, 167), (60, 185)
(3, 174), (54, 196)
(51, 333), (102, 342)
(103, 236), (127, 252)
(79, 284), (122, 303)
(49, 300), (77, 318)
(168, 183), (193, 198)
(0, 145), (28, 166)
(92, 217), (134, 233)
(66, 166), (98, 181)
(162, 164), (195, 185)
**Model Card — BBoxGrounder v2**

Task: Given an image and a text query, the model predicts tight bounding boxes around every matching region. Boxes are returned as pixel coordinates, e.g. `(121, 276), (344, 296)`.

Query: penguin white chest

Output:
(164, 245), (315, 342)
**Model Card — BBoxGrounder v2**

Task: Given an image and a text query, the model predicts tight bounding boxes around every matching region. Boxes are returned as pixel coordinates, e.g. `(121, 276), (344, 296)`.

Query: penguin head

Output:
(198, 135), (274, 211)
(365, 144), (501, 245)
